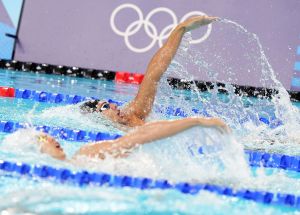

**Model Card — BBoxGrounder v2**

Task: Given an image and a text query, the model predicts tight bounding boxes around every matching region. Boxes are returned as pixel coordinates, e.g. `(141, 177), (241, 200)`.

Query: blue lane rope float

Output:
(0, 120), (299, 172)
(245, 150), (300, 171)
(0, 86), (283, 126)
(0, 159), (299, 208)
(0, 120), (121, 142)
(14, 88), (193, 117)
(8, 88), (284, 127)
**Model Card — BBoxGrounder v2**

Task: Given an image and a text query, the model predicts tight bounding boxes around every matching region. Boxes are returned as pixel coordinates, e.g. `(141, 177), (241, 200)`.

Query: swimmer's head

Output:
(79, 99), (101, 113)
(80, 100), (127, 124)
(37, 134), (66, 160)
(1, 129), (66, 161)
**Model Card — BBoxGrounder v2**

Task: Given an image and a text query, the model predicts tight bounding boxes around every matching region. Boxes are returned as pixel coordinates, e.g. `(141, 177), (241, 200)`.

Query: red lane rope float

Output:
(115, 72), (144, 84)
(0, 86), (15, 97)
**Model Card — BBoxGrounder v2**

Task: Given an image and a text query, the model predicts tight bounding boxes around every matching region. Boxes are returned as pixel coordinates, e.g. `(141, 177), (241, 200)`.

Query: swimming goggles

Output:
(98, 102), (110, 112)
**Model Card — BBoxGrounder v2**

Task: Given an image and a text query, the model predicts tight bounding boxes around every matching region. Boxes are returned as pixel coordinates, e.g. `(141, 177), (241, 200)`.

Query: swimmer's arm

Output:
(123, 24), (186, 119)
(74, 117), (228, 159)
(124, 16), (217, 120)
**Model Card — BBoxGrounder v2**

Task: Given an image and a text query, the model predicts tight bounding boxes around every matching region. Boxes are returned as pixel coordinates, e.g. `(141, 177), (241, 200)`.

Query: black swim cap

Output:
(79, 99), (100, 113)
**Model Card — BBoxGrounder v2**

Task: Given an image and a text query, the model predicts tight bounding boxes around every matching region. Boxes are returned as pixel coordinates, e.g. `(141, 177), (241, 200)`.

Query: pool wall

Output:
(1, 59), (300, 101)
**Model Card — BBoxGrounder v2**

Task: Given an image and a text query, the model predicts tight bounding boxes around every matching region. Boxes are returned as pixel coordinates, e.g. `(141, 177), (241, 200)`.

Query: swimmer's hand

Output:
(210, 118), (231, 134)
(197, 117), (231, 134)
(182, 16), (218, 32)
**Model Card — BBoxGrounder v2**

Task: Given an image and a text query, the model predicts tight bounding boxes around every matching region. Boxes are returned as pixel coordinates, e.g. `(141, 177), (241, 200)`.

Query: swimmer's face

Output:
(96, 101), (127, 124)
(39, 135), (66, 160)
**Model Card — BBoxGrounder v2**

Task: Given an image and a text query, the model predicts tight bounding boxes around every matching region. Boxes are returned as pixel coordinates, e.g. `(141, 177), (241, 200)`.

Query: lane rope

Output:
(2, 59), (299, 101)
(0, 120), (121, 142)
(0, 159), (299, 208)
(0, 86), (283, 127)
(0, 120), (298, 172)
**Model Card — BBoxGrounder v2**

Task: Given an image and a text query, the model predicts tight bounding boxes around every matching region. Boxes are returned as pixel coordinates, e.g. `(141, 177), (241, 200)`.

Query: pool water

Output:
(1, 69), (300, 214)
(0, 176), (296, 215)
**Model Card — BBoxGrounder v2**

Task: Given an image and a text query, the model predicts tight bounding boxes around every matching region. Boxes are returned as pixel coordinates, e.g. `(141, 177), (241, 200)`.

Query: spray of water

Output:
(220, 19), (300, 151)
(75, 127), (250, 185)
(35, 104), (124, 134)
(150, 18), (300, 193)
(155, 18), (300, 153)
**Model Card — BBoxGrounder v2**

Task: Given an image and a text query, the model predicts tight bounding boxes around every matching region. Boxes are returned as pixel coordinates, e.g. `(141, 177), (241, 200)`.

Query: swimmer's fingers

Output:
(212, 119), (231, 134)
(214, 126), (223, 134)
(182, 15), (218, 31)
(189, 15), (218, 23)
(215, 126), (229, 135)
(221, 122), (231, 134)
(205, 16), (219, 23)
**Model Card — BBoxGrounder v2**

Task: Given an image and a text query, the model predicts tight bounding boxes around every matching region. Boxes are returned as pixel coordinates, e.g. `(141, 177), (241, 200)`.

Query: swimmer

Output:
(80, 16), (218, 127)
(35, 117), (229, 161)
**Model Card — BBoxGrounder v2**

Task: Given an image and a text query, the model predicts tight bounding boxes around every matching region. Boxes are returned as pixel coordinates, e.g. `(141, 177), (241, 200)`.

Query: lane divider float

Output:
(0, 86), (283, 127)
(0, 86), (198, 117)
(0, 120), (298, 172)
(115, 71), (144, 84)
(0, 86), (15, 97)
(2, 59), (298, 102)
(0, 120), (121, 142)
(245, 150), (300, 171)
(0, 159), (299, 208)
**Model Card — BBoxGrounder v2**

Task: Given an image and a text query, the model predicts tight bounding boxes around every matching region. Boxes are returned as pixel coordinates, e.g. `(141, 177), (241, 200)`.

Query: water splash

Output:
(76, 127), (250, 185)
(0, 125), (250, 187)
(220, 19), (300, 149)
(156, 18), (300, 153)
(36, 104), (123, 134)
(3, 128), (300, 197)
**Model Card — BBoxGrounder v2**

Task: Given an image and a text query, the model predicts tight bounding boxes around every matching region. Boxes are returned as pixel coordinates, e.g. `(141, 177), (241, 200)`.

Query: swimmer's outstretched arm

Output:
(123, 16), (218, 120)
(74, 117), (228, 159)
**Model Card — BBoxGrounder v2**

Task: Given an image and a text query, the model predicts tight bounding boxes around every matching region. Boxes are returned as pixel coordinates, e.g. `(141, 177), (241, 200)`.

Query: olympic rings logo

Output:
(110, 3), (212, 53)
